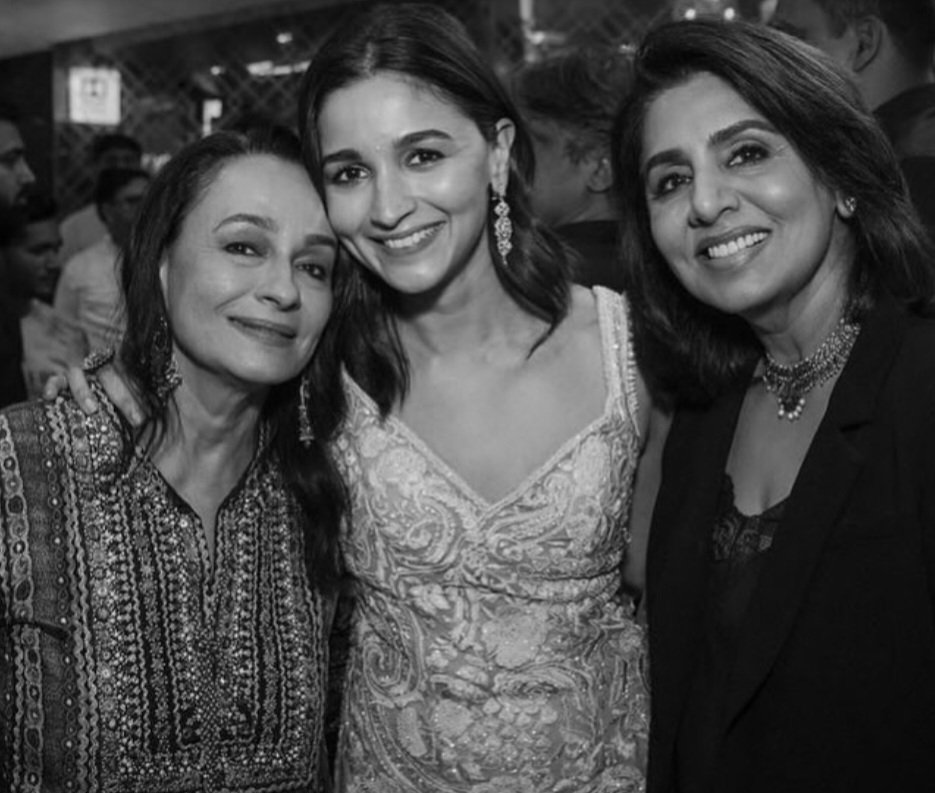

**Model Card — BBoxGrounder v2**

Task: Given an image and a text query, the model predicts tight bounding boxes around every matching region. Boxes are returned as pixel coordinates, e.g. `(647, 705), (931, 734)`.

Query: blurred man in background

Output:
(0, 101), (36, 407)
(58, 132), (143, 264)
(55, 167), (150, 352)
(772, 0), (935, 238)
(513, 47), (633, 291)
(1, 194), (87, 397)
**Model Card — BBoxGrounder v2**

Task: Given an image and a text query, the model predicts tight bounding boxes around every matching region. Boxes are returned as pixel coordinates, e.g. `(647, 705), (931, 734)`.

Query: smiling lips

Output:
(380, 223), (442, 251)
(704, 231), (768, 260)
(230, 317), (297, 345)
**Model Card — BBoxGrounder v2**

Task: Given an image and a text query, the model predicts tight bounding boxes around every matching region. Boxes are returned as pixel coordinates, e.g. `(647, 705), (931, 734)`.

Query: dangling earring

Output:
(842, 196), (857, 217)
(298, 371), (314, 447)
(153, 314), (181, 401)
(493, 187), (513, 267)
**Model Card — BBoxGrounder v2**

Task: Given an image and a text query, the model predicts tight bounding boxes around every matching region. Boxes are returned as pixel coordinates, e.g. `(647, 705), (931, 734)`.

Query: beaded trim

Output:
(762, 314), (861, 421)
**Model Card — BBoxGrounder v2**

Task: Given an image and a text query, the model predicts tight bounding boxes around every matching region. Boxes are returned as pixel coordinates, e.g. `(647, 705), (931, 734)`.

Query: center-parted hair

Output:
(611, 19), (935, 406)
(119, 128), (347, 590)
(298, 2), (572, 415)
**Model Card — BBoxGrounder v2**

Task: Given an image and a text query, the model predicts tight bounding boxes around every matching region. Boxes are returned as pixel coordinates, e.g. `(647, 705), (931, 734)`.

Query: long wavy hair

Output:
(612, 19), (935, 406)
(119, 128), (347, 591)
(298, 2), (573, 414)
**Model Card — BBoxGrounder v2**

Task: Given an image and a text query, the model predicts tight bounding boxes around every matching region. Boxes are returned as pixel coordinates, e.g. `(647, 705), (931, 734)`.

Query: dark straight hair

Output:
(119, 127), (348, 590)
(298, 2), (572, 415)
(612, 18), (935, 406)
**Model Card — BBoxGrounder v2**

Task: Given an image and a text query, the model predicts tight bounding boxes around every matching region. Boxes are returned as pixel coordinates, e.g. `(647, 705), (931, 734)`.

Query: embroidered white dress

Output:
(333, 288), (649, 792)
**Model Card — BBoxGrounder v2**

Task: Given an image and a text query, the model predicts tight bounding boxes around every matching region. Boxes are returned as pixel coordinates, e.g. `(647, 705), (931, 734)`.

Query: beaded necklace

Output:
(761, 314), (861, 421)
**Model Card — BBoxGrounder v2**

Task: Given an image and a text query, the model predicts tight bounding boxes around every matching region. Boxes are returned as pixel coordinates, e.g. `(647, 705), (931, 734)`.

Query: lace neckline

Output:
(343, 289), (629, 510)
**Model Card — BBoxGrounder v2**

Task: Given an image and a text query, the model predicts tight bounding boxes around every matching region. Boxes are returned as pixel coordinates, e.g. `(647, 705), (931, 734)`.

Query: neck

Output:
(394, 257), (538, 359)
(153, 369), (266, 489)
(558, 195), (616, 227)
(862, 58), (934, 110)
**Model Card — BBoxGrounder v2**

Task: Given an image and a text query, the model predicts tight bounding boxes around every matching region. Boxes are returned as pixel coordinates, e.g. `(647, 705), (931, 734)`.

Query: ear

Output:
(158, 253), (169, 302)
(585, 154), (614, 194)
(835, 193), (857, 220)
(851, 15), (884, 73)
(489, 118), (516, 194)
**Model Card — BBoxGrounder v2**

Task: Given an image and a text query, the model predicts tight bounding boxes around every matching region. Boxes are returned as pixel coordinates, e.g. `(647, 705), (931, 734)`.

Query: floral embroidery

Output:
(333, 288), (649, 793)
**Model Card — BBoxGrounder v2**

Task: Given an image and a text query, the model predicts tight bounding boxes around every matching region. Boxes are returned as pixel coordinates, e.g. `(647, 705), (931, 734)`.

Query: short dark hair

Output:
(90, 132), (142, 162)
(118, 128), (347, 590)
(93, 167), (150, 214)
(0, 192), (57, 246)
(0, 100), (21, 127)
(513, 47), (634, 162)
(612, 19), (935, 405)
(813, 0), (935, 70)
(298, 2), (572, 415)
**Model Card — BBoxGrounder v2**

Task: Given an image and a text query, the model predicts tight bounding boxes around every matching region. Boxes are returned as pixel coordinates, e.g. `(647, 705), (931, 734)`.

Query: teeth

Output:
(706, 232), (767, 260)
(384, 227), (436, 249)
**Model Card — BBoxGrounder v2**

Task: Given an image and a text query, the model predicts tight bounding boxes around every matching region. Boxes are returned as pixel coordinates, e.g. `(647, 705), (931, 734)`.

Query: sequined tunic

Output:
(0, 395), (329, 792)
(332, 287), (649, 792)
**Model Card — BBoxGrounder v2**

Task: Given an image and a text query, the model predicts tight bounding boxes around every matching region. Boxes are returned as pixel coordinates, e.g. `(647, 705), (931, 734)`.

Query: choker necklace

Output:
(762, 314), (861, 421)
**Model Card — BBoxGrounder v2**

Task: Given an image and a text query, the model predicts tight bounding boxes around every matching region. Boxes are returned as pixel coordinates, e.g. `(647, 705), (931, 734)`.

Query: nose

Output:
(258, 256), (300, 309)
(16, 157), (34, 187)
(687, 166), (736, 227)
(370, 169), (415, 230)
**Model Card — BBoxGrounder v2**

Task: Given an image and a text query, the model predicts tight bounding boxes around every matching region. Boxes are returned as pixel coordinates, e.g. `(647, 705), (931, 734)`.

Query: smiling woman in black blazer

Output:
(613, 19), (935, 793)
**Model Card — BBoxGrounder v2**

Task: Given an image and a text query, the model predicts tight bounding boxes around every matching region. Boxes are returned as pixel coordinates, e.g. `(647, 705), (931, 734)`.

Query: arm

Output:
(624, 403), (672, 597)
(42, 361), (144, 425)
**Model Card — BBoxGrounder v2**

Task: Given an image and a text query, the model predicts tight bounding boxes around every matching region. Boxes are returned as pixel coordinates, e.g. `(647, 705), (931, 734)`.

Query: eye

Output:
(296, 260), (333, 282)
(327, 164), (368, 185)
(224, 241), (259, 256)
(407, 148), (443, 167)
(727, 143), (769, 167)
(650, 170), (691, 199)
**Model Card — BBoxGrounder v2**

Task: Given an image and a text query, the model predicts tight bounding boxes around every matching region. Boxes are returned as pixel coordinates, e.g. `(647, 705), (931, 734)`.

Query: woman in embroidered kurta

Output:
(0, 129), (347, 791)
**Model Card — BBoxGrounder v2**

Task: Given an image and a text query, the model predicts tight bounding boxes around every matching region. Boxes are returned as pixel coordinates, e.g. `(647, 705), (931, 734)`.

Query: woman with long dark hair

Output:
(297, 4), (651, 790)
(1, 128), (346, 791)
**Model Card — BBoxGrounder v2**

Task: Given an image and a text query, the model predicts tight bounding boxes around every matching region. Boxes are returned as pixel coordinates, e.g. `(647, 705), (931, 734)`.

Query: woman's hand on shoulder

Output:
(43, 361), (145, 426)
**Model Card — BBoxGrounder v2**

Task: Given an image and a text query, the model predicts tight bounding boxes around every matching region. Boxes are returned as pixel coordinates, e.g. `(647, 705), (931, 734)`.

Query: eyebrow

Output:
(642, 119), (778, 176)
(213, 213), (337, 249)
(321, 128), (454, 167)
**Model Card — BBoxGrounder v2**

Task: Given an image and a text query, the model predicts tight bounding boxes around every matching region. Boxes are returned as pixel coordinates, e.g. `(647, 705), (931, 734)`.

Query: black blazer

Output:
(646, 297), (935, 793)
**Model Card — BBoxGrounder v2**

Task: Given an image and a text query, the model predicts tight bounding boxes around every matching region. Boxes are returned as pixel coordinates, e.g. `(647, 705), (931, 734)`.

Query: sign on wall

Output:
(68, 67), (121, 125)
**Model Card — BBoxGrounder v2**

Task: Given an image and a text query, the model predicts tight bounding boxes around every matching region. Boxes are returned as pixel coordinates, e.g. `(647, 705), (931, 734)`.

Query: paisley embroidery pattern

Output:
(333, 288), (649, 792)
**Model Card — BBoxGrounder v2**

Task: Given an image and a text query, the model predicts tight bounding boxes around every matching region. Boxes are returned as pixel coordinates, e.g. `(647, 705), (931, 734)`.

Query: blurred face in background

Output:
(771, 0), (858, 70)
(101, 176), (150, 248)
(0, 121), (35, 207)
(3, 217), (63, 302)
(525, 116), (598, 227)
(97, 146), (141, 173)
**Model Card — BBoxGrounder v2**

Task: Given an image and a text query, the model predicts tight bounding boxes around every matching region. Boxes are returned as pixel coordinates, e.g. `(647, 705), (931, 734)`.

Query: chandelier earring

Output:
(153, 314), (182, 401)
(298, 371), (314, 447)
(492, 185), (513, 267)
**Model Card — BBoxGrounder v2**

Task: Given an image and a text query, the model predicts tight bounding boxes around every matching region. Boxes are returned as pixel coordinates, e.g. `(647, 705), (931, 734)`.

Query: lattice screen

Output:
(52, 0), (664, 213)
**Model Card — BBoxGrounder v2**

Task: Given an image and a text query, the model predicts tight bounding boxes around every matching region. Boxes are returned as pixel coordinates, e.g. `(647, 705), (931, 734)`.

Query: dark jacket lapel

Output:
(722, 297), (908, 726)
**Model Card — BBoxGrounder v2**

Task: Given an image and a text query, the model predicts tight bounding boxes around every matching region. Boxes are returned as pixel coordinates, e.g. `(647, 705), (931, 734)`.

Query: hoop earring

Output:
(493, 189), (513, 267)
(153, 315), (181, 401)
(298, 371), (314, 447)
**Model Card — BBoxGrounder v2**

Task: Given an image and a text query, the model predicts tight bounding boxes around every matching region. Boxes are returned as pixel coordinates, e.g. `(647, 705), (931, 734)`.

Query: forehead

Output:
(187, 154), (330, 231)
(0, 120), (23, 155)
(318, 72), (477, 147)
(21, 219), (61, 244)
(642, 72), (764, 158)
